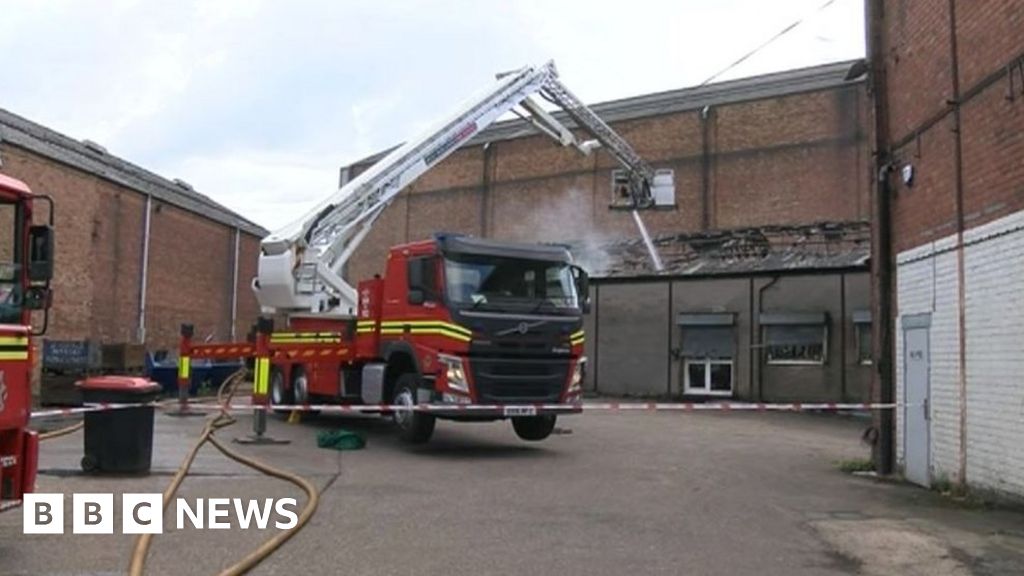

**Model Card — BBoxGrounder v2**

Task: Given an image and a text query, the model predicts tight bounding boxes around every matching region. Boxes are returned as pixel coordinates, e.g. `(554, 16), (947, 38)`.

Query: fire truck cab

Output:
(0, 173), (54, 511)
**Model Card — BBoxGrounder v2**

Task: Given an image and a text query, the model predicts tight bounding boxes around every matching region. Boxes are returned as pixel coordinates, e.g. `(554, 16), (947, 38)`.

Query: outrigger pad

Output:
(233, 435), (291, 445)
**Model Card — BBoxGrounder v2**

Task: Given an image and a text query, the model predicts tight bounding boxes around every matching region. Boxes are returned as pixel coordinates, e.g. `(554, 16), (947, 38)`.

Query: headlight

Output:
(439, 354), (469, 394)
(569, 356), (586, 392)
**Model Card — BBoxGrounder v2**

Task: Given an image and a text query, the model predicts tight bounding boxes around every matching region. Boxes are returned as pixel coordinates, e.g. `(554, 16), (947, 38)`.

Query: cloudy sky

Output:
(0, 0), (864, 231)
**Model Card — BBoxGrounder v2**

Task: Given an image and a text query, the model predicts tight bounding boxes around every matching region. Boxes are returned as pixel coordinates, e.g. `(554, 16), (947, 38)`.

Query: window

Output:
(610, 168), (676, 208)
(761, 312), (828, 365)
(678, 313), (735, 396)
(853, 311), (872, 365)
(443, 255), (579, 312)
(407, 256), (440, 303)
(0, 200), (22, 324)
(685, 359), (734, 396)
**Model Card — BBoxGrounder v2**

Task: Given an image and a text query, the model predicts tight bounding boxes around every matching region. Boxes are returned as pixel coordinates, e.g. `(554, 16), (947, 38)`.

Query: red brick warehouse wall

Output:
(0, 141), (264, 352)
(879, 0), (1024, 252)
(343, 61), (871, 281)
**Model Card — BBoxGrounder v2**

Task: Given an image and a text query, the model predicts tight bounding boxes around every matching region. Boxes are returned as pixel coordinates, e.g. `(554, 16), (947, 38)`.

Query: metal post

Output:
(167, 324), (203, 417)
(235, 317), (289, 444)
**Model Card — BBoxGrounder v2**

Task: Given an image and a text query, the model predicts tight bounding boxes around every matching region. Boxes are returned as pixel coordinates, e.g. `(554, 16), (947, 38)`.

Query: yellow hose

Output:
(37, 421), (84, 441)
(128, 369), (320, 576)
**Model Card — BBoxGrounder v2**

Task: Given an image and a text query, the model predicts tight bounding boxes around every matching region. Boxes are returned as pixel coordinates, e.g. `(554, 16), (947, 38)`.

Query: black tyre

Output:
(392, 373), (435, 444)
(512, 415), (557, 441)
(81, 454), (99, 473)
(291, 366), (319, 415)
(270, 368), (292, 414)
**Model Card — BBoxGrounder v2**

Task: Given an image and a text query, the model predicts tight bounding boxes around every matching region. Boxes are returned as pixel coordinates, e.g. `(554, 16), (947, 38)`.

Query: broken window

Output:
(761, 312), (828, 365)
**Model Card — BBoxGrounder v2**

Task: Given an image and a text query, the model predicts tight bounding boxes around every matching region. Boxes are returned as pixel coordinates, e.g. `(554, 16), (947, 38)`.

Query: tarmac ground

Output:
(3, 405), (1024, 575)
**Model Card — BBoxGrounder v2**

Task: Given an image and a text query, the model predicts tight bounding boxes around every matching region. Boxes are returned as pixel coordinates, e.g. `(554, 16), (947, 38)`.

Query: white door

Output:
(903, 315), (931, 487)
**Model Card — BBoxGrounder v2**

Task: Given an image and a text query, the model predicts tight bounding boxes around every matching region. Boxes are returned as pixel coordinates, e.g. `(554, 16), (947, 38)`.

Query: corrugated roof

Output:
(574, 221), (870, 280)
(0, 108), (267, 237)
(347, 59), (864, 168)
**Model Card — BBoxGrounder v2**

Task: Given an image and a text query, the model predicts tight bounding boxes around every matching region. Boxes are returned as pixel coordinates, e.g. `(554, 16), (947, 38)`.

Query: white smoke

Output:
(524, 186), (617, 277)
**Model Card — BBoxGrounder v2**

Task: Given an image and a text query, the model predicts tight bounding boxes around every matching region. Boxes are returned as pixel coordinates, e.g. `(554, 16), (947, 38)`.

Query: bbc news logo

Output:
(24, 493), (298, 534)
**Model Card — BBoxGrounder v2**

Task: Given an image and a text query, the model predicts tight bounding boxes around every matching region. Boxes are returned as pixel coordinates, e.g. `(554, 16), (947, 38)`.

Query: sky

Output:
(0, 0), (865, 232)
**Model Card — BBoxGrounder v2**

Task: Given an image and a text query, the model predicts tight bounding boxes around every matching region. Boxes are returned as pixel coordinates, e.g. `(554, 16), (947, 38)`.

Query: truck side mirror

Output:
(28, 225), (54, 282)
(24, 286), (52, 310)
(571, 265), (591, 314)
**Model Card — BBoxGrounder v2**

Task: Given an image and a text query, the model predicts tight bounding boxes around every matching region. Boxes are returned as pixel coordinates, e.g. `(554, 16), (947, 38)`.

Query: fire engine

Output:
(0, 173), (54, 510)
(183, 61), (670, 443)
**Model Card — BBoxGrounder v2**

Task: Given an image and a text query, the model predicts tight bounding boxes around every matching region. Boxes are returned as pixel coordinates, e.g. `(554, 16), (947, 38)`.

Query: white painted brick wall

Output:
(896, 237), (962, 484)
(963, 211), (1024, 496)
(896, 209), (1024, 498)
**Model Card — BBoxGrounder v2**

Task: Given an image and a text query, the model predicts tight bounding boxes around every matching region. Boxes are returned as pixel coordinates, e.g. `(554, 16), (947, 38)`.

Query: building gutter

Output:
(136, 194), (152, 343)
(230, 227), (240, 340)
(947, 0), (968, 489)
(755, 275), (780, 401)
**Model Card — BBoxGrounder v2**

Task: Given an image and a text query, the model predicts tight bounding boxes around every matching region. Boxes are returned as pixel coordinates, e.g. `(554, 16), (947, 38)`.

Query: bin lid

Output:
(76, 376), (162, 394)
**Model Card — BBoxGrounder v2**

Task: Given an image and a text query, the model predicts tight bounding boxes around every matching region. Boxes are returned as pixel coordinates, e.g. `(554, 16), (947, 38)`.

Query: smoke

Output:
(525, 186), (616, 277)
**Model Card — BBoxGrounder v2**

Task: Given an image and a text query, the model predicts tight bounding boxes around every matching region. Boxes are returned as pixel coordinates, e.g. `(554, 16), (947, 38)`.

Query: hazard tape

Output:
(30, 400), (900, 420)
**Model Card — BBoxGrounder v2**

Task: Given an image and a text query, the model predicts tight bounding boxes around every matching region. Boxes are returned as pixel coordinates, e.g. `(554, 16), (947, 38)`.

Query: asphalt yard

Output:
(4, 406), (1024, 575)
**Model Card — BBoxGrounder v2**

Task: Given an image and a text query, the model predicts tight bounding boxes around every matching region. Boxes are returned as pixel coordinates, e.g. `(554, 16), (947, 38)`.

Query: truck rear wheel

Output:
(270, 368), (291, 414)
(512, 415), (557, 441)
(392, 373), (435, 444)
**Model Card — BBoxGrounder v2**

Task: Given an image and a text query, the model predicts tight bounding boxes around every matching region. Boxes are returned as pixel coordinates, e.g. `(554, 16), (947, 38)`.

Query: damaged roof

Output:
(573, 221), (870, 280)
(0, 107), (268, 237)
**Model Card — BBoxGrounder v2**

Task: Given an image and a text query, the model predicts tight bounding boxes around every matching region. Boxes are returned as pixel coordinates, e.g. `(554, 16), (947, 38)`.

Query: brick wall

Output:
(346, 82), (870, 277)
(884, 0), (1024, 251)
(881, 0), (1024, 496)
(0, 143), (264, 352)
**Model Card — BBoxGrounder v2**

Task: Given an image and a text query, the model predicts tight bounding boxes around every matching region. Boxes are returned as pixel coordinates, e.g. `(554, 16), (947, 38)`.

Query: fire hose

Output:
(37, 421), (84, 441)
(128, 369), (320, 576)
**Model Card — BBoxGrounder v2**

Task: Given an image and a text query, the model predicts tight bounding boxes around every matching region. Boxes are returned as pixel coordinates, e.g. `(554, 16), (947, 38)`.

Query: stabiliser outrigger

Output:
(180, 61), (671, 443)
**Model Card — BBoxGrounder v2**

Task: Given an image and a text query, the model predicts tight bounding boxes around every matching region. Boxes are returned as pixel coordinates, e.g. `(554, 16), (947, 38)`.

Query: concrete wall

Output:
(0, 143), (263, 351)
(588, 271), (871, 402)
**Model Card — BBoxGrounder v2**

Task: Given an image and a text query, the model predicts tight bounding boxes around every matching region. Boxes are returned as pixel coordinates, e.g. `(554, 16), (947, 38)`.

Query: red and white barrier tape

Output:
(31, 400), (900, 420)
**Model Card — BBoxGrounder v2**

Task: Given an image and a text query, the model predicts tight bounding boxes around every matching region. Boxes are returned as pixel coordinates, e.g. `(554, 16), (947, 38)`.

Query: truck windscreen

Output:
(444, 254), (579, 312)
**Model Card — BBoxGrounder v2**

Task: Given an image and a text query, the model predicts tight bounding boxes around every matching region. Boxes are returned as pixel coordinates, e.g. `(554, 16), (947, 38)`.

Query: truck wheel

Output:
(270, 368), (291, 414)
(392, 373), (435, 444)
(291, 366), (319, 415)
(512, 415), (557, 441)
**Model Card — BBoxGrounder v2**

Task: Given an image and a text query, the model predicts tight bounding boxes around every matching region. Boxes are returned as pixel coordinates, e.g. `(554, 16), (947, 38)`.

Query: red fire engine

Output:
(0, 173), (54, 510)
(183, 62), (670, 443)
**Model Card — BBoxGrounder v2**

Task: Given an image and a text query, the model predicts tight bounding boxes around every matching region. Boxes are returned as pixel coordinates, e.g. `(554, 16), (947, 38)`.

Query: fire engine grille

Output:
(469, 357), (569, 403)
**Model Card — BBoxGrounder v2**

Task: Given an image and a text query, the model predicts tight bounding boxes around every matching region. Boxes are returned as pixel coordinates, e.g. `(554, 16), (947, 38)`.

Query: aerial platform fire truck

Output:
(0, 174), (54, 510)
(183, 61), (671, 443)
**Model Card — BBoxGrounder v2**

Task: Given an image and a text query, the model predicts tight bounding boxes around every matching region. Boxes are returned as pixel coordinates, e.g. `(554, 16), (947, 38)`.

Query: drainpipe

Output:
(756, 275), (780, 402)
(947, 0), (968, 489)
(230, 227), (240, 340)
(700, 105), (713, 231)
(136, 194), (152, 344)
(481, 142), (493, 237)
(868, 0), (895, 476)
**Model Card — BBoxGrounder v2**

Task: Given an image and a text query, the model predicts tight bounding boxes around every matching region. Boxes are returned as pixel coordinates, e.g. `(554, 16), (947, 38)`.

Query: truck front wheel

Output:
(392, 374), (435, 444)
(512, 415), (557, 441)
